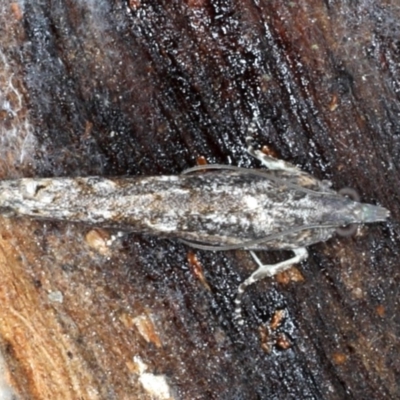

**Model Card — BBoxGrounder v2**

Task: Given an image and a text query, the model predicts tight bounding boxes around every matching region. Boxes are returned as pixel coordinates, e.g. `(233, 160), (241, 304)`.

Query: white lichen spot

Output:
(132, 355), (148, 374)
(139, 373), (172, 400)
(48, 290), (64, 303)
(132, 356), (173, 399)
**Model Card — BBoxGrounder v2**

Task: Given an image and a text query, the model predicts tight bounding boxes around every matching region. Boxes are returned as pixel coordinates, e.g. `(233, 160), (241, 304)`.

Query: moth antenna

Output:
(338, 187), (360, 202)
(335, 224), (359, 237)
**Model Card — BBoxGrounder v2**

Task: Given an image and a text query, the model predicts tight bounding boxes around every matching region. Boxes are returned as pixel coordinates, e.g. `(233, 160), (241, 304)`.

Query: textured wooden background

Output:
(0, 1), (399, 399)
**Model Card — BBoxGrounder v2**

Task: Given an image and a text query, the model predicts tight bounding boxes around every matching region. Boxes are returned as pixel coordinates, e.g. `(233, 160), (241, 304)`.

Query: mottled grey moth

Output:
(0, 137), (389, 321)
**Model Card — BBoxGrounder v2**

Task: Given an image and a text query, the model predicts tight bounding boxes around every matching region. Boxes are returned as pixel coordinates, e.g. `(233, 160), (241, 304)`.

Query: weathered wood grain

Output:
(0, 1), (398, 399)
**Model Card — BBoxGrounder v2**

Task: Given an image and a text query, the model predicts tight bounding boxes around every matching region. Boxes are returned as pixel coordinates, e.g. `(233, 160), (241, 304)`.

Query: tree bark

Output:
(0, 1), (398, 399)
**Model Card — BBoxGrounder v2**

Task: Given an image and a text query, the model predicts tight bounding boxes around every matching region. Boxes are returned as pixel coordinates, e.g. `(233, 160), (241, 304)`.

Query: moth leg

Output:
(246, 136), (301, 174)
(246, 135), (333, 190)
(234, 247), (308, 323)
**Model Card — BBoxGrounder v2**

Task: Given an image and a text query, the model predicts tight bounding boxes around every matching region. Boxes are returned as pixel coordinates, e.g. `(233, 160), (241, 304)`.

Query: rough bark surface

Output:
(0, 1), (398, 399)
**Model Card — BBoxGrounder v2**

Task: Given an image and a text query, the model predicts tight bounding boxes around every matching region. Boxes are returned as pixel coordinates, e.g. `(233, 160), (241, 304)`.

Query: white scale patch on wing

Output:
(21, 179), (54, 203)
(243, 195), (259, 210)
(91, 178), (118, 193)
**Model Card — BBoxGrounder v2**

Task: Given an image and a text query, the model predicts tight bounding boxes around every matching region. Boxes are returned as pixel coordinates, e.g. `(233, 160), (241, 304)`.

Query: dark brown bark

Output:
(0, 1), (398, 399)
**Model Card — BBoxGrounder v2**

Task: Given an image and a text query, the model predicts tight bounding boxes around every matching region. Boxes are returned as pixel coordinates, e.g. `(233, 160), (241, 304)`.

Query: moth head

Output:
(335, 188), (389, 236)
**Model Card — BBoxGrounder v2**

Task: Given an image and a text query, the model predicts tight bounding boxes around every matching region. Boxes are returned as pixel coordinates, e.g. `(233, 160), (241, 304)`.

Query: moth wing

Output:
(181, 164), (334, 194)
(178, 224), (337, 252)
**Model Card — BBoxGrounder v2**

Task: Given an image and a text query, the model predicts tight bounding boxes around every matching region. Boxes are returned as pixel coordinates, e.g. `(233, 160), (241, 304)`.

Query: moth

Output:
(0, 137), (389, 320)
